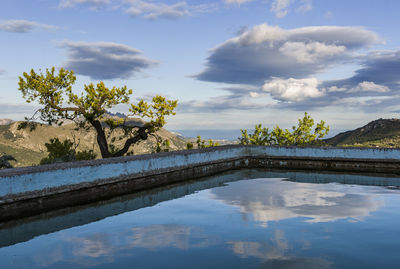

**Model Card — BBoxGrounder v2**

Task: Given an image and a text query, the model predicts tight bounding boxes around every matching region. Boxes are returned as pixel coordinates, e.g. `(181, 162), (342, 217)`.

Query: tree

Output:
(0, 154), (17, 169)
(18, 67), (177, 158)
(239, 112), (330, 146)
(40, 137), (97, 165)
(196, 136), (220, 148)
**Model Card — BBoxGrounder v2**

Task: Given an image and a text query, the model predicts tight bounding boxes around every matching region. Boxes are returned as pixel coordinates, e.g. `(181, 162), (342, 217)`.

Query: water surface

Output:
(1, 169), (400, 268)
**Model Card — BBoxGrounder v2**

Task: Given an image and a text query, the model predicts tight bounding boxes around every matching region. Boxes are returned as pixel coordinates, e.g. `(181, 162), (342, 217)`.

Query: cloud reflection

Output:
(130, 224), (191, 250)
(229, 230), (288, 260)
(229, 230), (332, 269)
(211, 178), (383, 226)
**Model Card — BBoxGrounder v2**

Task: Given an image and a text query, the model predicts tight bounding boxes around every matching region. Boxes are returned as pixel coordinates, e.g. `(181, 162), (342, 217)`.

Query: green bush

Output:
(196, 136), (219, 148)
(40, 138), (96, 165)
(239, 112), (329, 146)
(0, 154), (17, 169)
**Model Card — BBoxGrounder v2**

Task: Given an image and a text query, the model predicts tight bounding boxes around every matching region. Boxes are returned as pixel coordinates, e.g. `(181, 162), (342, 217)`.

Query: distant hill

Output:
(0, 120), (187, 167)
(0, 119), (14, 125)
(326, 118), (400, 147)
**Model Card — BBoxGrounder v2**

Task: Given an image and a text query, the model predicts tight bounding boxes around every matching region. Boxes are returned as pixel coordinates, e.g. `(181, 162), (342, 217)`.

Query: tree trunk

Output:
(89, 119), (111, 158)
(113, 126), (149, 157)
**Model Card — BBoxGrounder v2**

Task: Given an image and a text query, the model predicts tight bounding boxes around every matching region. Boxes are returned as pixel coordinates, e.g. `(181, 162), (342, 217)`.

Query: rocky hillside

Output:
(0, 119), (13, 125)
(0, 120), (187, 167)
(326, 118), (400, 147)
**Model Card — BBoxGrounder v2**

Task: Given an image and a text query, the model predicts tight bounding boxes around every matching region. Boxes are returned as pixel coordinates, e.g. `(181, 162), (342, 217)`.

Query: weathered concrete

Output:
(1, 145), (400, 221)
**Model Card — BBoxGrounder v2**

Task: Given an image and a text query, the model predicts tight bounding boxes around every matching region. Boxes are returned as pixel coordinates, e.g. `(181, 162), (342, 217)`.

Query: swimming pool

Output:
(1, 169), (400, 268)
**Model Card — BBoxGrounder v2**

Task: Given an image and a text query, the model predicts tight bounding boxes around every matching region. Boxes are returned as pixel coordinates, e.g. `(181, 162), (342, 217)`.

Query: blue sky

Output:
(1, 0), (400, 132)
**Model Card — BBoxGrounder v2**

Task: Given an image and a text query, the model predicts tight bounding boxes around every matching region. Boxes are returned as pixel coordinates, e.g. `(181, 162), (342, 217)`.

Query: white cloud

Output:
(59, 0), (111, 9)
(61, 41), (157, 80)
(234, 24), (380, 48)
(59, 0), (216, 19)
(235, 24), (287, 45)
(297, 0), (312, 12)
(349, 81), (389, 93)
(123, 0), (217, 19)
(270, 0), (292, 18)
(197, 24), (380, 85)
(270, 0), (312, 17)
(279, 41), (346, 63)
(224, 0), (254, 5)
(262, 77), (324, 102)
(124, 0), (189, 19)
(327, 86), (347, 92)
(0, 20), (58, 33)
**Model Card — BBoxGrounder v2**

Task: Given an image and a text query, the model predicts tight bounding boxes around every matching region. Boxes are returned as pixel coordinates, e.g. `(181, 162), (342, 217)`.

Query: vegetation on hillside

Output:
(40, 137), (97, 165)
(196, 136), (220, 148)
(239, 112), (330, 146)
(326, 118), (400, 147)
(18, 67), (177, 158)
(0, 153), (16, 169)
(0, 121), (187, 167)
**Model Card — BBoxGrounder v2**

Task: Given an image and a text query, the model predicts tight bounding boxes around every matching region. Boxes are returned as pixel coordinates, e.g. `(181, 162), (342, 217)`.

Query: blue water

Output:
(1, 169), (400, 268)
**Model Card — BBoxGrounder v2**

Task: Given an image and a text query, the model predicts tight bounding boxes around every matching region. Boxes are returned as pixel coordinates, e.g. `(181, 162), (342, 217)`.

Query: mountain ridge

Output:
(326, 118), (400, 147)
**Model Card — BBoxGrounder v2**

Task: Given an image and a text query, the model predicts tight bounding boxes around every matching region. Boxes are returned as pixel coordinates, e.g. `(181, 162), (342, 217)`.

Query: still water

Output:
(1, 169), (400, 268)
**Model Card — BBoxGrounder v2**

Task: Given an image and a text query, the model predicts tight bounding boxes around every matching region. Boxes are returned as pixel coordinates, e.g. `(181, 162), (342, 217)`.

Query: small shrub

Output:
(196, 136), (219, 148)
(40, 137), (97, 165)
(0, 154), (17, 169)
(186, 142), (194, 149)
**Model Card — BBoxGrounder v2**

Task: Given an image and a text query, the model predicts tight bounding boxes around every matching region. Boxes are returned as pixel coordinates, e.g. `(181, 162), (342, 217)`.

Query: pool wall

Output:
(1, 145), (400, 220)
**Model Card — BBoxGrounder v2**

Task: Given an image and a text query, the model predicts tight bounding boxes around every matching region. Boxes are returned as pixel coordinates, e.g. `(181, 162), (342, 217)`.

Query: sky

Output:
(1, 0), (400, 133)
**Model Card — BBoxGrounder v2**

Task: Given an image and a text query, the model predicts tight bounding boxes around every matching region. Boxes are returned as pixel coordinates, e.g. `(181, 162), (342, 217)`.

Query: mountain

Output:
(0, 119), (14, 125)
(326, 118), (400, 147)
(0, 121), (187, 167)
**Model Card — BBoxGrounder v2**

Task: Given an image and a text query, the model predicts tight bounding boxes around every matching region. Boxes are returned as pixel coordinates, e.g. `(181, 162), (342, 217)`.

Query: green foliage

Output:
(17, 121), (37, 131)
(130, 96), (177, 129)
(40, 137), (96, 165)
(196, 136), (220, 148)
(75, 150), (97, 161)
(0, 153), (17, 169)
(154, 138), (171, 153)
(239, 124), (272, 145)
(240, 112), (330, 146)
(18, 67), (177, 158)
(186, 142), (194, 150)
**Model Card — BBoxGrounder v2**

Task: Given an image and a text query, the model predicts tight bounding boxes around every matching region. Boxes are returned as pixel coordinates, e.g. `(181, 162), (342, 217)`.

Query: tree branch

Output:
(113, 125), (150, 157)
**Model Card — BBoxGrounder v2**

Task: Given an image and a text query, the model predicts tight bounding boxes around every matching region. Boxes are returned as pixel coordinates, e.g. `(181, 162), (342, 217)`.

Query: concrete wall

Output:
(251, 146), (400, 159)
(1, 145), (400, 221)
(3, 168), (400, 248)
(0, 146), (247, 199)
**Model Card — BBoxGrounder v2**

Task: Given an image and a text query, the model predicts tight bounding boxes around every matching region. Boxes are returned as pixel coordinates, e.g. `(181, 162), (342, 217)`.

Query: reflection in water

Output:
(211, 178), (383, 226)
(258, 257), (332, 269)
(67, 234), (113, 258)
(130, 224), (191, 250)
(1, 169), (400, 269)
(1, 169), (397, 248)
(229, 230), (288, 260)
(0, 169), (250, 248)
(229, 230), (332, 268)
